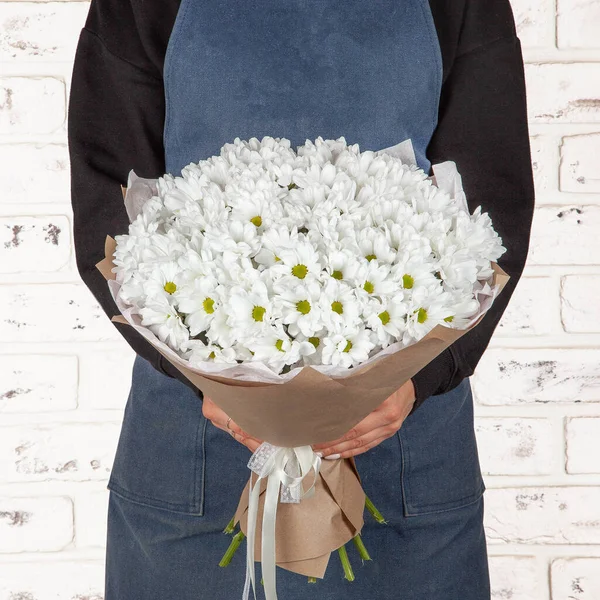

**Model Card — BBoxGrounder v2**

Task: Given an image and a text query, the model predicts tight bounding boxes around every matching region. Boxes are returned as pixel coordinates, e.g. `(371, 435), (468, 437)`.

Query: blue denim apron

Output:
(105, 1), (490, 598)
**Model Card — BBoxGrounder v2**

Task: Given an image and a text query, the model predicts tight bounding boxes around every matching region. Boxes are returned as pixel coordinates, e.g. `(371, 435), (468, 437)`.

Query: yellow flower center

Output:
(343, 340), (353, 353)
(252, 305), (266, 322)
(402, 274), (414, 289)
(417, 307), (427, 323)
(363, 281), (374, 294)
(296, 300), (311, 315)
(444, 315), (454, 323)
(275, 339), (285, 352)
(331, 270), (343, 280)
(164, 281), (177, 294)
(250, 215), (262, 227)
(365, 254), (377, 262)
(292, 264), (308, 279)
(209, 351), (216, 359)
(331, 301), (343, 315)
(203, 297), (215, 314)
(379, 310), (390, 325)
(309, 336), (320, 349)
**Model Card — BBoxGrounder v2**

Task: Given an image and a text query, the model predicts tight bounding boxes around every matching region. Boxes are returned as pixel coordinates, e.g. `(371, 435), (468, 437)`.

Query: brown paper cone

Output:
(96, 234), (510, 579)
(233, 458), (364, 578)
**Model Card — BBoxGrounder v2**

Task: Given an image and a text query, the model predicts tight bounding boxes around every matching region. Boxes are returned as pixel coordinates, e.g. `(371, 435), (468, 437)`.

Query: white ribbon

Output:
(242, 442), (322, 600)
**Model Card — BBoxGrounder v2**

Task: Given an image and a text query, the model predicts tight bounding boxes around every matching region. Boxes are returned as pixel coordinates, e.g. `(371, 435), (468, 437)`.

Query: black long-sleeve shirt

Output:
(67, 0), (535, 410)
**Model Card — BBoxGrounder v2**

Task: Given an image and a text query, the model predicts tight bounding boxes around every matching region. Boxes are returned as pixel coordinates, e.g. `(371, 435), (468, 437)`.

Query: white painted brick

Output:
(560, 275), (600, 333)
(489, 555), (541, 600)
(551, 558), (600, 600)
(526, 64), (600, 123)
(0, 423), (119, 482)
(0, 143), (70, 204)
(0, 496), (72, 552)
(485, 487), (600, 544)
(476, 418), (553, 475)
(0, 354), (77, 413)
(528, 205), (599, 265)
(0, 2), (89, 61)
(79, 347), (135, 410)
(75, 491), (108, 548)
(510, 0), (554, 48)
(0, 284), (121, 342)
(557, 0), (600, 49)
(530, 135), (555, 195)
(566, 418), (600, 474)
(0, 77), (65, 135)
(496, 277), (558, 336)
(0, 215), (71, 272)
(560, 134), (600, 193)
(473, 349), (600, 405)
(0, 561), (103, 600)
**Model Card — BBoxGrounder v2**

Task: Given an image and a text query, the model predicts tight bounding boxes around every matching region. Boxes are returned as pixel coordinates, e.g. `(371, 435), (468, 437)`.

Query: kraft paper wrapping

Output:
(98, 188), (510, 577)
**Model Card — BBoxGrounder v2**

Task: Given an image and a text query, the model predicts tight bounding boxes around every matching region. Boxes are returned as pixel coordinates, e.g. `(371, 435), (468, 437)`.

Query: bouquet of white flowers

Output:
(96, 136), (509, 600)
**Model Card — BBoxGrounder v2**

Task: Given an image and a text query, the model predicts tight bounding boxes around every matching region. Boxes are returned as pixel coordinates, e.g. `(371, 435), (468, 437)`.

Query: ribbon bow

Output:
(242, 442), (322, 600)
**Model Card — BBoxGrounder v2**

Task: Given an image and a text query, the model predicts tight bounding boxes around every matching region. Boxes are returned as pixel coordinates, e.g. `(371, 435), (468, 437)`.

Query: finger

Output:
(230, 430), (263, 453)
(312, 409), (391, 451)
(210, 418), (263, 445)
(318, 423), (401, 458)
(337, 433), (391, 459)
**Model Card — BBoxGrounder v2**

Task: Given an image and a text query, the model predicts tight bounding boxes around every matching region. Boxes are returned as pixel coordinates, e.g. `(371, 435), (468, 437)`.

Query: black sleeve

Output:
(67, 0), (198, 393)
(410, 0), (535, 410)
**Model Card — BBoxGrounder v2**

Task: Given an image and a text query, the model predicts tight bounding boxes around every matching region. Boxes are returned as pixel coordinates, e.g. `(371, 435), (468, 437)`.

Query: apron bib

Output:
(162, 0), (443, 176)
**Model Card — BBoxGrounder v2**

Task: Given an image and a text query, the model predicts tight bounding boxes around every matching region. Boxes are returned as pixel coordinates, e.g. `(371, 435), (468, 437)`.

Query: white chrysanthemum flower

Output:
(440, 291), (481, 328)
(176, 274), (220, 336)
(203, 220), (259, 260)
(356, 260), (397, 298)
(185, 339), (238, 366)
(319, 279), (361, 331)
(228, 175), (284, 230)
(352, 228), (396, 265)
(254, 225), (300, 267)
(275, 280), (323, 337)
(391, 250), (439, 293)
(365, 295), (408, 347)
(205, 307), (236, 349)
(404, 284), (455, 342)
(227, 280), (276, 334)
(321, 327), (376, 368)
(269, 242), (322, 282)
(321, 249), (360, 284)
(139, 296), (190, 350)
(246, 325), (316, 371)
(434, 246), (479, 291)
(142, 261), (184, 304)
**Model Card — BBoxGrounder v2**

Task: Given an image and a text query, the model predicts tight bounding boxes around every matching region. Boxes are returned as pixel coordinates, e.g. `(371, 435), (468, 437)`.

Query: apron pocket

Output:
(107, 355), (207, 515)
(398, 377), (485, 516)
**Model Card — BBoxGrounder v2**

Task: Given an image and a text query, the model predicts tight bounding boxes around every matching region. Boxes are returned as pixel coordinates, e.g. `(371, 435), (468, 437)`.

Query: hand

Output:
(202, 396), (264, 453)
(311, 380), (416, 460)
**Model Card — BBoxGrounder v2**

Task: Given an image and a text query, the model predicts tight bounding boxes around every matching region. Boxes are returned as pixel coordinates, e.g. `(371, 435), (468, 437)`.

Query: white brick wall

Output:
(0, 0), (599, 598)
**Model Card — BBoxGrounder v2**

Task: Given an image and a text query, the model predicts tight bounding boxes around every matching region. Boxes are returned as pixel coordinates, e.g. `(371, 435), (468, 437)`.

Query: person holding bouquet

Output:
(68, 0), (535, 598)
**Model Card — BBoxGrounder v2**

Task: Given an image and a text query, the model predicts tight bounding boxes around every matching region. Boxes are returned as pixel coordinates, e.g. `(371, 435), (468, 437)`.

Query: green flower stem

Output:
(365, 494), (387, 524)
(219, 531), (245, 567)
(338, 545), (355, 582)
(307, 577), (317, 584)
(352, 534), (372, 561)
(223, 515), (236, 534)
